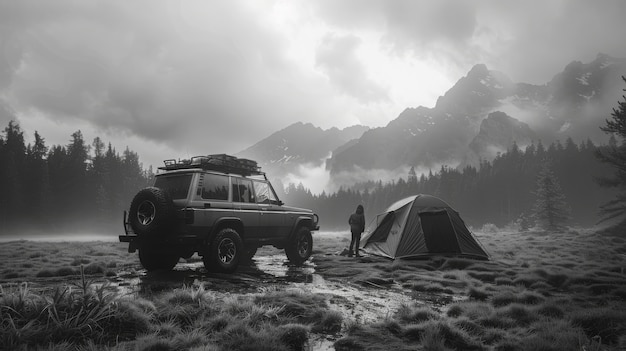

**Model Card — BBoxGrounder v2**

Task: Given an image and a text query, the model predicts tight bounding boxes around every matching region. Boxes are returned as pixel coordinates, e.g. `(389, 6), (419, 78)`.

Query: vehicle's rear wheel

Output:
(203, 228), (243, 273)
(139, 248), (179, 271)
(129, 187), (175, 237)
(285, 227), (313, 265)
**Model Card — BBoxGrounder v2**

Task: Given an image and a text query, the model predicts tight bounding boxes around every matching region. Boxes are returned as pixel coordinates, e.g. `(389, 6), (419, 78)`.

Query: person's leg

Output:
(348, 231), (356, 256)
(355, 232), (362, 257)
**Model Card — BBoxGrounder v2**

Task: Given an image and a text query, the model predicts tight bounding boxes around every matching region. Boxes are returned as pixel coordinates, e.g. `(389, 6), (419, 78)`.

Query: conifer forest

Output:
(280, 138), (615, 230)
(0, 119), (616, 234)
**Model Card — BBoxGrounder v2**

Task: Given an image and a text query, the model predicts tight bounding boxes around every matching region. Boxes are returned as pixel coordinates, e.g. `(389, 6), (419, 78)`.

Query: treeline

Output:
(281, 138), (616, 230)
(0, 120), (617, 234)
(0, 121), (153, 233)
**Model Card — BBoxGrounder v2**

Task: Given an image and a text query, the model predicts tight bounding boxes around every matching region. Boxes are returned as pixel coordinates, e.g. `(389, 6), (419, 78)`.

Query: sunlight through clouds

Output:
(1, 0), (625, 172)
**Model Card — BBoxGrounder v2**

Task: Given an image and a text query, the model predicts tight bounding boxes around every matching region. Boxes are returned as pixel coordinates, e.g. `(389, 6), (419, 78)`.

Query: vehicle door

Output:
(253, 180), (290, 239)
(194, 173), (234, 234)
(232, 177), (262, 238)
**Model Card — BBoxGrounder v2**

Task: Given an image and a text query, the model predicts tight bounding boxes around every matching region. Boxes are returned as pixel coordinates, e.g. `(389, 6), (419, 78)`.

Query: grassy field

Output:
(1, 228), (625, 350)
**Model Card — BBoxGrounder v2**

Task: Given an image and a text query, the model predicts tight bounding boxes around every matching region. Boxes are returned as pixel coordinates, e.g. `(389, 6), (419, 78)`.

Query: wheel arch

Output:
(208, 217), (245, 243)
(289, 216), (314, 239)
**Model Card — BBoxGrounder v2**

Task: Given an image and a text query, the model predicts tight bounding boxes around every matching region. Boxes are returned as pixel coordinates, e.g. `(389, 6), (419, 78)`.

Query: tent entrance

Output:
(367, 211), (396, 243)
(419, 211), (461, 253)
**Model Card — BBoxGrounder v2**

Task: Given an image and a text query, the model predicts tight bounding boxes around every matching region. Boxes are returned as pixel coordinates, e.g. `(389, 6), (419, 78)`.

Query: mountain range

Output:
(239, 53), (626, 188)
(236, 122), (369, 178)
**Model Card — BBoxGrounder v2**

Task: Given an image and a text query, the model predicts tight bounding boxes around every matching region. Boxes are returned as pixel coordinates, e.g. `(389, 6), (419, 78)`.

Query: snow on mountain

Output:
(326, 53), (626, 180)
(236, 122), (369, 178)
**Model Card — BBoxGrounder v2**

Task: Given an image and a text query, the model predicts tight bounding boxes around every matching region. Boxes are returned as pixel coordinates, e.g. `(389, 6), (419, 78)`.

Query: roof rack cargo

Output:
(159, 154), (263, 176)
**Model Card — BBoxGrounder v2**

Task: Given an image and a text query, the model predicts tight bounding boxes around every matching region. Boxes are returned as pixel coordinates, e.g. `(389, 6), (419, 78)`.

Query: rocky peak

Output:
(467, 63), (489, 79)
(469, 111), (536, 159)
(435, 64), (513, 117)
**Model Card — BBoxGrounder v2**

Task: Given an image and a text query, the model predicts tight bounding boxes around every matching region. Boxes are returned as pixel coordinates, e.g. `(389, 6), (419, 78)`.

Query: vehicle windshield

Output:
(154, 174), (192, 199)
(253, 180), (279, 204)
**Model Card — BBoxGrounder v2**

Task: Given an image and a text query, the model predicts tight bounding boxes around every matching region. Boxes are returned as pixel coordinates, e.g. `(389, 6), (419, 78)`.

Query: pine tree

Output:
(0, 121), (27, 227)
(532, 161), (570, 231)
(595, 76), (626, 232)
(25, 131), (50, 226)
(408, 166), (417, 184)
(66, 131), (90, 222)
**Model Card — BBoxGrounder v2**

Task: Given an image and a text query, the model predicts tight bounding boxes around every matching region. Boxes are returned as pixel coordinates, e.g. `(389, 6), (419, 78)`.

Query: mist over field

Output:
(0, 232), (118, 243)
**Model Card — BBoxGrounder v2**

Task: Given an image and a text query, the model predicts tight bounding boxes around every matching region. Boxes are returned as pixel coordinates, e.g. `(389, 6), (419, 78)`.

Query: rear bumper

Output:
(118, 234), (202, 253)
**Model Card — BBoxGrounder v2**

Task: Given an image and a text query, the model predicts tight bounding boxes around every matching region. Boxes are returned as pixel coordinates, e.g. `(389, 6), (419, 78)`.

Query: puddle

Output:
(108, 249), (317, 296)
(306, 335), (336, 351)
(288, 274), (414, 325)
(254, 253), (316, 282)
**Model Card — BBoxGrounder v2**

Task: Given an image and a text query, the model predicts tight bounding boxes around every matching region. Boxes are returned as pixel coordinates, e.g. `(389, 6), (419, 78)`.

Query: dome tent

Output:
(361, 195), (489, 260)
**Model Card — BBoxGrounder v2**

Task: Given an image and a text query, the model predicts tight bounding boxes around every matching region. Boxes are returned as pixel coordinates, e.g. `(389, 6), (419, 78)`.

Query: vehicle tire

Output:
(203, 228), (243, 273)
(285, 227), (313, 265)
(129, 187), (175, 237)
(139, 248), (179, 271)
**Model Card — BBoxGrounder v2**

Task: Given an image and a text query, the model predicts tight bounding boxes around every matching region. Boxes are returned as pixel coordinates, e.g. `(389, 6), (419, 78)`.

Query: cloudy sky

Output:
(1, 0), (625, 170)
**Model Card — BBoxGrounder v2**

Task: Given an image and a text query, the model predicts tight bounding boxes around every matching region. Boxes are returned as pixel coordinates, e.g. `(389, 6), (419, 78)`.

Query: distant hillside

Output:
(236, 122), (368, 177)
(467, 111), (537, 163)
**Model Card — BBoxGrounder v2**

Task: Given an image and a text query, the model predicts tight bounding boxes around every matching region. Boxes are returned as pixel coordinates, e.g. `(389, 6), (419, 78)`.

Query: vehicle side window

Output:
(232, 178), (255, 203)
(154, 174), (192, 200)
(201, 174), (229, 200)
(253, 180), (277, 204)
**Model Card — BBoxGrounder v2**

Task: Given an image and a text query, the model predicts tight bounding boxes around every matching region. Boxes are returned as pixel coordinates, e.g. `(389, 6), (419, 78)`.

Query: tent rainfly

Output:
(360, 194), (489, 260)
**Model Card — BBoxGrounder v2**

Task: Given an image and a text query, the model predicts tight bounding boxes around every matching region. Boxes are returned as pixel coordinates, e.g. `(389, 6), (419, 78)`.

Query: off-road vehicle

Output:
(119, 154), (319, 273)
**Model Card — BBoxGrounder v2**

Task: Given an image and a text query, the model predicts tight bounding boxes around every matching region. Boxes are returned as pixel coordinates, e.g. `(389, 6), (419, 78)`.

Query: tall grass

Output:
(0, 279), (150, 349)
(1, 280), (342, 350)
(570, 307), (626, 344)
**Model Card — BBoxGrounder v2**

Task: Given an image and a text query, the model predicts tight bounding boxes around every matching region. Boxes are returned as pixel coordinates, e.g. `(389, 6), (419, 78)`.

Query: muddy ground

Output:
(0, 232), (464, 348)
(110, 232), (453, 347)
(2, 229), (626, 349)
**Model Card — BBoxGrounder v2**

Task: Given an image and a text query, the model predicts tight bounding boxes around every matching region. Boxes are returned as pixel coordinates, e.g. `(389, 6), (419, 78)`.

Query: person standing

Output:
(348, 204), (365, 257)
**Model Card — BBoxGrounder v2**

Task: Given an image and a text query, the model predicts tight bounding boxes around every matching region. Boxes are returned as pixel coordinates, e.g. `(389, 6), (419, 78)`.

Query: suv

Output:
(119, 154), (319, 273)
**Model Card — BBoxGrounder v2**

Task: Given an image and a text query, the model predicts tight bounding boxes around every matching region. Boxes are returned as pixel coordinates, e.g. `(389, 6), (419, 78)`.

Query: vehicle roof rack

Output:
(159, 154), (263, 176)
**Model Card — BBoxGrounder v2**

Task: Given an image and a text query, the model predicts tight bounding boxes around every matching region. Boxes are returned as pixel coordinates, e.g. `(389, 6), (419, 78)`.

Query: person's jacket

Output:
(349, 211), (365, 233)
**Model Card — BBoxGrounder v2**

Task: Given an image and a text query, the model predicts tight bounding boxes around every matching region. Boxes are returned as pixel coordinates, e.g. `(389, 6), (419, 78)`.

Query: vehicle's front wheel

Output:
(203, 228), (243, 273)
(139, 248), (179, 271)
(285, 227), (313, 265)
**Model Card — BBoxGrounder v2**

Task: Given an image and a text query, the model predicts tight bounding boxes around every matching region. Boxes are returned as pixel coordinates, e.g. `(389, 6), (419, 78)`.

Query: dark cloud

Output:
(0, 0), (341, 153)
(314, 0), (626, 83)
(381, 1), (477, 51)
(482, 0), (626, 83)
(1, 0), (625, 164)
(313, 0), (478, 60)
(315, 33), (388, 103)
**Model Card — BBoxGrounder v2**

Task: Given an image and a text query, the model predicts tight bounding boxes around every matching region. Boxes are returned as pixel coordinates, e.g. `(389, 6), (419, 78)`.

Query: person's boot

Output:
(348, 250), (354, 257)
(355, 249), (361, 257)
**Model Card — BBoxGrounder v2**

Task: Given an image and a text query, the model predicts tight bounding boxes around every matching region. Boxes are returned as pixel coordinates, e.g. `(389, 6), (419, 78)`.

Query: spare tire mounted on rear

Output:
(129, 187), (176, 237)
